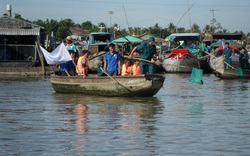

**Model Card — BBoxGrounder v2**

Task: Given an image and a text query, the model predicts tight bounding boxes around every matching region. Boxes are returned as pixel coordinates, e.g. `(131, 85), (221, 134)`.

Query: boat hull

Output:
(50, 74), (165, 97)
(214, 69), (250, 79)
(209, 53), (250, 79)
(161, 58), (199, 73)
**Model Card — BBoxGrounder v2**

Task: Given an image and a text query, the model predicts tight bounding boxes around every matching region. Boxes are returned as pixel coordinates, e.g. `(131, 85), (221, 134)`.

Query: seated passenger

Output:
(132, 59), (140, 76)
(121, 59), (133, 76)
(68, 51), (76, 76)
(76, 50), (89, 78)
(97, 55), (106, 76)
(59, 61), (71, 76)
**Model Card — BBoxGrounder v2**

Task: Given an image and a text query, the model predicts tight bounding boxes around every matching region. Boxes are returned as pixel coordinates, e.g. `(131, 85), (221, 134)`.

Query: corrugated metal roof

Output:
(0, 16), (44, 29)
(0, 27), (41, 35)
(0, 16), (44, 35)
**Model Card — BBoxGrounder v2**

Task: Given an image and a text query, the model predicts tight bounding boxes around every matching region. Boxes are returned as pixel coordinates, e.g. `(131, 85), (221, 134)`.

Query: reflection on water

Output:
(0, 74), (250, 155)
(50, 93), (164, 155)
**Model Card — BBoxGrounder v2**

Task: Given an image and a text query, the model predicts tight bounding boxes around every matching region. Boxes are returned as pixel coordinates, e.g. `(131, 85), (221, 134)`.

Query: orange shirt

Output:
(121, 64), (133, 76)
(132, 64), (140, 75)
(76, 56), (88, 74)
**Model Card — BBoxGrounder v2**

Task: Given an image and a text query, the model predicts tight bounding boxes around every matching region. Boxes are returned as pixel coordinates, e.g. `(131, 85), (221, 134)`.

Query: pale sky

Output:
(1, 0), (250, 34)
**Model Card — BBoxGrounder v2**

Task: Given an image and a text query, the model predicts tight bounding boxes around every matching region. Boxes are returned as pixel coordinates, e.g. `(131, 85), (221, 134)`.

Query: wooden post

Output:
(35, 41), (46, 76)
(46, 35), (49, 49)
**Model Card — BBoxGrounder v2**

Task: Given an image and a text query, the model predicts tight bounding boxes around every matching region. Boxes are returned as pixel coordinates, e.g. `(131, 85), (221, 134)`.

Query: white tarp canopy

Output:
(40, 43), (72, 65)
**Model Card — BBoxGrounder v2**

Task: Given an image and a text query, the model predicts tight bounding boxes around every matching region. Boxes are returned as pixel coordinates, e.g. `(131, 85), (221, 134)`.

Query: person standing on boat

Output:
(65, 36), (78, 59)
(104, 43), (121, 76)
(239, 47), (249, 69)
(129, 37), (156, 74)
(222, 42), (234, 69)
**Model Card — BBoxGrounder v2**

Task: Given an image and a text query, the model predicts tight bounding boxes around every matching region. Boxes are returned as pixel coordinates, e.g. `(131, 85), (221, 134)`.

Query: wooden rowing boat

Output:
(50, 74), (165, 97)
(213, 69), (250, 79)
(208, 53), (250, 79)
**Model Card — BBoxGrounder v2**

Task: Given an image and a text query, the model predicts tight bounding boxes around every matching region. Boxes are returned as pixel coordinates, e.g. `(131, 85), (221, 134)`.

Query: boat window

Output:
(93, 34), (111, 43)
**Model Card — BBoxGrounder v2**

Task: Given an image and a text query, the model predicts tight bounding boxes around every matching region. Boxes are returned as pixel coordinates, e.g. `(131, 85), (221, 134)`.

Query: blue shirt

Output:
(105, 51), (120, 72)
(223, 48), (233, 59)
(136, 42), (156, 60)
(60, 61), (70, 72)
(66, 44), (76, 52)
(239, 51), (249, 60)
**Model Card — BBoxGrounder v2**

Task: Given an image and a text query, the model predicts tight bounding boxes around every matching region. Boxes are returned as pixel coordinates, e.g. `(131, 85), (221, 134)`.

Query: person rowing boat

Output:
(128, 37), (157, 74)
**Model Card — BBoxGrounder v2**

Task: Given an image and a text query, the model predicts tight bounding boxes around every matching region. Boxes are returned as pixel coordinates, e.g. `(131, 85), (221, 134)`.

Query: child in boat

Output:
(132, 59), (140, 76)
(76, 50), (89, 78)
(97, 55), (106, 76)
(58, 49), (74, 76)
(239, 47), (249, 69)
(121, 59), (133, 76)
(59, 61), (71, 76)
(68, 50), (76, 76)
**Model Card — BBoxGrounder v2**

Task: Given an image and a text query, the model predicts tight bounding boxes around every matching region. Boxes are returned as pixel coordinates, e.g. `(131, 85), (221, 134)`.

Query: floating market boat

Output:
(207, 33), (247, 79)
(50, 74), (165, 97)
(159, 33), (201, 73)
(207, 53), (250, 79)
(213, 68), (250, 79)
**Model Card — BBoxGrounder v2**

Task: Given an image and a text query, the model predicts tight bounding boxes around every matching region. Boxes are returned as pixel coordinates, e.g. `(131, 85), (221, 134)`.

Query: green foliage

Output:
(56, 25), (69, 40)
(14, 13), (31, 23)
(14, 13), (249, 41)
(33, 19), (46, 27)
(81, 21), (93, 30)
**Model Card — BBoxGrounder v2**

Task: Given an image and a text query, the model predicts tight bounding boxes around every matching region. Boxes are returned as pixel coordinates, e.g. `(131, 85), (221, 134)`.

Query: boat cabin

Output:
(0, 16), (45, 67)
(211, 33), (243, 56)
(86, 32), (114, 55)
(169, 33), (201, 49)
(159, 33), (201, 60)
(212, 33), (242, 40)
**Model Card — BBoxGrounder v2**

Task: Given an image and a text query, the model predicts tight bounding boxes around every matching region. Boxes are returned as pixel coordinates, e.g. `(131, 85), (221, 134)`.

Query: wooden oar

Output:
(88, 52), (105, 61)
(124, 56), (204, 84)
(205, 52), (243, 76)
(205, 52), (236, 70)
(100, 67), (131, 91)
(124, 56), (191, 69)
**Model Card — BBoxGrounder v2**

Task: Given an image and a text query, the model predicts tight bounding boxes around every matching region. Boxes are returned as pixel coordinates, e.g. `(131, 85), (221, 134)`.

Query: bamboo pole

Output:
(35, 41), (46, 76)
(124, 56), (191, 69)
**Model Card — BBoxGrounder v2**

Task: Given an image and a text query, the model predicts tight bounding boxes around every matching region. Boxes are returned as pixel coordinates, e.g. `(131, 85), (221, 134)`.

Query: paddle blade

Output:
(190, 68), (203, 84)
(236, 67), (243, 77)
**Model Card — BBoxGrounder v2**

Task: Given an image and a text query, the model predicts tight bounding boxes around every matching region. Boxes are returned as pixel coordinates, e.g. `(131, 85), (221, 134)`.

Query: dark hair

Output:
(68, 50), (75, 54)
(109, 43), (115, 47)
(241, 46), (246, 51)
(82, 50), (89, 55)
(124, 58), (131, 64)
(225, 42), (229, 45)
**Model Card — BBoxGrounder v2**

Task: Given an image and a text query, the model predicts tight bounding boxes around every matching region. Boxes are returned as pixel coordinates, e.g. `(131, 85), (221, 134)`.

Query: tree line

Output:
(14, 13), (249, 41)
